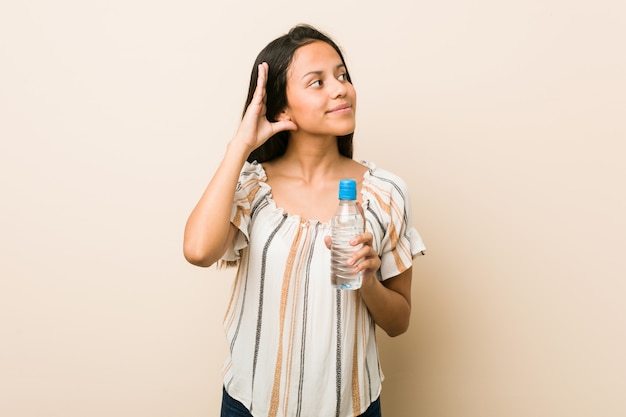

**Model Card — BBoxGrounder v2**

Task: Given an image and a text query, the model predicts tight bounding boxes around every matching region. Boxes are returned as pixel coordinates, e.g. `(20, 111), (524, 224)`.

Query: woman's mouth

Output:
(327, 103), (352, 114)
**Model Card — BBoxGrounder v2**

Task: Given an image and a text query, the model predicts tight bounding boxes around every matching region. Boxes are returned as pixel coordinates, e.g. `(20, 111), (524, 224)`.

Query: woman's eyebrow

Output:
(301, 64), (346, 79)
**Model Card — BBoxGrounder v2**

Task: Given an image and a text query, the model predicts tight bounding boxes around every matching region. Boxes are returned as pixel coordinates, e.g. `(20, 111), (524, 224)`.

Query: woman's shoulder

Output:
(361, 161), (410, 194)
(360, 160), (413, 218)
(235, 161), (269, 201)
(240, 160), (266, 180)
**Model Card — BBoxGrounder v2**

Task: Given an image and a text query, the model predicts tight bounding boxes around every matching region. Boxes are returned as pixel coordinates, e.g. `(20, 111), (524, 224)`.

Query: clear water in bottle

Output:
(330, 179), (363, 290)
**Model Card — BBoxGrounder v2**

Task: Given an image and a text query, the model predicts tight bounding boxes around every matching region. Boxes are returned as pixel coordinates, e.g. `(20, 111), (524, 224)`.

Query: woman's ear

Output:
(276, 108), (292, 122)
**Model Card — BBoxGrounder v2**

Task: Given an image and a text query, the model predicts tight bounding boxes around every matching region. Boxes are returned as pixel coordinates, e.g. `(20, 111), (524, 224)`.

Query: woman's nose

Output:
(329, 78), (347, 98)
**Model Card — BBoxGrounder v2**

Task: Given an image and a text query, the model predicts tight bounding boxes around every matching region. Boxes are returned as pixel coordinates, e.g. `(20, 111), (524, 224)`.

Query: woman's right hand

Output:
(231, 62), (297, 153)
(185, 63), (296, 267)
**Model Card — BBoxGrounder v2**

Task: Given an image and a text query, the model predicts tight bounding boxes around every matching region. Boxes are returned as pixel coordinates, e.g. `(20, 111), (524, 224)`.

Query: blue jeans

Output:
(220, 387), (382, 417)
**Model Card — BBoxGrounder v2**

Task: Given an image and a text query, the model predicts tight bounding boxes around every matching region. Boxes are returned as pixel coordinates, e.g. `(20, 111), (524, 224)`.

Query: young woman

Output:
(184, 24), (425, 417)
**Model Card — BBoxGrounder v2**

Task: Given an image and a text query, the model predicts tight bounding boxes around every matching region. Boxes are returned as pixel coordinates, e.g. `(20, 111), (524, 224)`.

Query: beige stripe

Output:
(269, 221), (303, 417)
(363, 184), (391, 217)
(391, 197), (404, 248)
(231, 179), (259, 228)
(240, 176), (260, 195)
(223, 265), (243, 330)
(225, 182), (257, 326)
(367, 183), (411, 272)
(388, 203), (413, 272)
(231, 207), (245, 229)
(387, 221), (406, 272)
(283, 225), (310, 414)
(351, 291), (362, 414)
(395, 239), (412, 269)
(222, 360), (232, 380)
(231, 179), (260, 218)
(360, 296), (368, 358)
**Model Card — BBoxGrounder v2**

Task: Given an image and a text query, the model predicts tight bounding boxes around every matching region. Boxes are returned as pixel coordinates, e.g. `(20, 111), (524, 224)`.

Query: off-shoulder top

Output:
(220, 160), (425, 417)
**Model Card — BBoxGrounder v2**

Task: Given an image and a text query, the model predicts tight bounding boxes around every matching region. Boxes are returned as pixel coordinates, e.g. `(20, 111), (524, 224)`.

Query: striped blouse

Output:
(220, 160), (425, 417)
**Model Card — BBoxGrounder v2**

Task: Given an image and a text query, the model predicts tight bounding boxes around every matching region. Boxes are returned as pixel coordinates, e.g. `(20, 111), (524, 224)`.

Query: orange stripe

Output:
(269, 221), (303, 417)
(283, 224), (310, 414)
(231, 179), (258, 228)
(388, 198), (407, 246)
(363, 184), (391, 217)
(361, 298), (369, 403)
(225, 182), (256, 326)
(366, 183), (412, 273)
(351, 291), (362, 414)
(223, 265), (244, 331)
(232, 206), (250, 229)
(247, 182), (261, 203)
(231, 179), (260, 220)
(222, 360), (232, 380)
(240, 177), (259, 194)
(387, 221), (406, 272)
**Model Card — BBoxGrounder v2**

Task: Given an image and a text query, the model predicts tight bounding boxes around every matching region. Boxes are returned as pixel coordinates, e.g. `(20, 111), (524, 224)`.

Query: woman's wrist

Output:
(359, 271), (381, 294)
(225, 138), (253, 163)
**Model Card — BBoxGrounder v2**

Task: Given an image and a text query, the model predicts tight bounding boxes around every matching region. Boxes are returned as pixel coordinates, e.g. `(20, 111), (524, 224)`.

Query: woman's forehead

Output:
(289, 41), (344, 76)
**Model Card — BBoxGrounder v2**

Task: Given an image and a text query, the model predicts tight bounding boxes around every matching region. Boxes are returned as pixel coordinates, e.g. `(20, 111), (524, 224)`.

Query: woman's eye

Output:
(338, 73), (346, 81)
(309, 80), (322, 87)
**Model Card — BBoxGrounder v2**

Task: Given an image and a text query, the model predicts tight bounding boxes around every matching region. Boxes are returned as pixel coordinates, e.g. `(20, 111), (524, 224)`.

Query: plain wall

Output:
(1, 1), (625, 416)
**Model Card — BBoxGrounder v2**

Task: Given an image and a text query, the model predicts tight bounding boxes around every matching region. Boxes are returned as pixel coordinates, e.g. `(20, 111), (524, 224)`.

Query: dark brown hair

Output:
(244, 24), (354, 163)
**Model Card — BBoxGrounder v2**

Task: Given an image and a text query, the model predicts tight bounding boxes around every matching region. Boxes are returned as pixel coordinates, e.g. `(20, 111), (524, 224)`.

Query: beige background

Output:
(1, 0), (625, 416)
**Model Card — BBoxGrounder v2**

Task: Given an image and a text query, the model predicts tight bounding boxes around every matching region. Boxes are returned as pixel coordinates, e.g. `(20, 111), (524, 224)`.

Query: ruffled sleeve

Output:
(220, 161), (267, 264)
(361, 163), (426, 280)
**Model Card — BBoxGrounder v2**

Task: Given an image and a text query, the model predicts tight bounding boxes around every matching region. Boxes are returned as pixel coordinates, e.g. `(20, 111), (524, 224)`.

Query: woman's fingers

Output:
(257, 63), (268, 104)
(347, 232), (381, 273)
(325, 231), (380, 274)
(271, 119), (298, 134)
(243, 62), (297, 139)
(349, 231), (373, 247)
(250, 62), (268, 113)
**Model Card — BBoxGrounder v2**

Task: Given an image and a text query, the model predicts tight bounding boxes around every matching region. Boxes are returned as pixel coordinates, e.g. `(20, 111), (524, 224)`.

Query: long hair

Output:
(244, 24), (354, 164)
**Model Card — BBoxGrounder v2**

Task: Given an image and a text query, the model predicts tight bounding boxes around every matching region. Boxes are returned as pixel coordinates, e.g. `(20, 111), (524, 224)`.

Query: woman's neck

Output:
(277, 135), (345, 183)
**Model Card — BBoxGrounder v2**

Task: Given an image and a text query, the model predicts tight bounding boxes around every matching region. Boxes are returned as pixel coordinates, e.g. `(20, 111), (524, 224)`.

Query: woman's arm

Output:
(347, 230), (413, 337)
(324, 229), (413, 337)
(357, 265), (412, 337)
(183, 63), (296, 267)
(183, 143), (249, 267)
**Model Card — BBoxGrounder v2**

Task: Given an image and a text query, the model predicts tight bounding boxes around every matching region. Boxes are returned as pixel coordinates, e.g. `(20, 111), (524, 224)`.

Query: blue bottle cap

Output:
(338, 179), (357, 200)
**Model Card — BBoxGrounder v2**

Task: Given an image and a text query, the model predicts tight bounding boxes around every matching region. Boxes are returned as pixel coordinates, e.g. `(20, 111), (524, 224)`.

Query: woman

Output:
(184, 24), (425, 417)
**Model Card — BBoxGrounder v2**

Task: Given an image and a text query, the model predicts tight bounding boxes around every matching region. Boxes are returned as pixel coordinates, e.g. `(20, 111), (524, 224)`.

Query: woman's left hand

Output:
(324, 203), (381, 286)
(325, 203), (412, 336)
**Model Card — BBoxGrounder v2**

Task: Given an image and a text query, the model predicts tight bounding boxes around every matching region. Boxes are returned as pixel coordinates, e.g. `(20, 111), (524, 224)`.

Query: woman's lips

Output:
(327, 103), (352, 114)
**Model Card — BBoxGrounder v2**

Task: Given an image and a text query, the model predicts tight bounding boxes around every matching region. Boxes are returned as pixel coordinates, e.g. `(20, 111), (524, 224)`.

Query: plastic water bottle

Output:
(330, 179), (363, 290)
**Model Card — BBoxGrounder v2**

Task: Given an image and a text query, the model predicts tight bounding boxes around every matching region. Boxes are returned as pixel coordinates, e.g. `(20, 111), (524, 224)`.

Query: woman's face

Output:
(280, 41), (357, 138)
